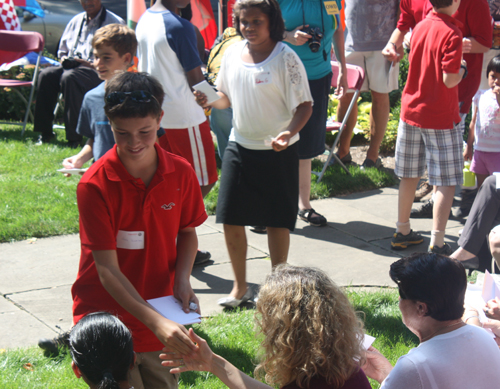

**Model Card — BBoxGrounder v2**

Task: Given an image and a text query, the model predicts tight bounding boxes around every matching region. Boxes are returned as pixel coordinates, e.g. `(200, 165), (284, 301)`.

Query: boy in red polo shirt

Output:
(390, 0), (467, 254)
(72, 72), (207, 388)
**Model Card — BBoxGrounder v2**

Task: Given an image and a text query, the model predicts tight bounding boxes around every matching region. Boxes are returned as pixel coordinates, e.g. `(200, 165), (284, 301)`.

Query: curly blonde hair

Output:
(254, 265), (365, 388)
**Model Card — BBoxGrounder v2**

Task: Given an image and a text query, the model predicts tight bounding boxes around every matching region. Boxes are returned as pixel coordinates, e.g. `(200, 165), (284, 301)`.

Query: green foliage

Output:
(0, 124), (84, 242)
(0, 290), (417, 389)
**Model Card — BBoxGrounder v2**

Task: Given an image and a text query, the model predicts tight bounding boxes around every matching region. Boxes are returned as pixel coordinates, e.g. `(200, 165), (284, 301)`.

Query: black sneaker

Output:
(194, 250), (211, 266)
(452, 188), (477, 219)
(360, 157), (382, 170)
(38, 331), (70, 354)
(428, 243), (452, 255)
(391, 230), (424, 250)
(410, 199), (434, 218)
(328, 152), (352, 166)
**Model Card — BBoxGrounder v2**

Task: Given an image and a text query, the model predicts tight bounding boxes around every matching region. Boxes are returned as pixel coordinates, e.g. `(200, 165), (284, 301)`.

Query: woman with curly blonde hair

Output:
(160, 265), (371, 389)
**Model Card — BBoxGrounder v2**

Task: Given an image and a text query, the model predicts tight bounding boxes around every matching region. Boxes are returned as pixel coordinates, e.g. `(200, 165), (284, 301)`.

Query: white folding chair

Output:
(313, 62), (365, 183)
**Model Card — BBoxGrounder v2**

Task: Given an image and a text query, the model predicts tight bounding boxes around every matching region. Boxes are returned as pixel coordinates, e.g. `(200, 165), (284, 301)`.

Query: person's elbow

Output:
(442, 72), (462, 88)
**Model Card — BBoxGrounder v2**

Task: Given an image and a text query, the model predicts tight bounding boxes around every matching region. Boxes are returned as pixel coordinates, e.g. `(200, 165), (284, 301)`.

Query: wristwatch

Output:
(461, 64), (468, 79)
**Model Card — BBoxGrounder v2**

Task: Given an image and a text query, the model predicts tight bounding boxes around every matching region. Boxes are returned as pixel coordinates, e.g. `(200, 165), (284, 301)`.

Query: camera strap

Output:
(301, 0), (326, 61)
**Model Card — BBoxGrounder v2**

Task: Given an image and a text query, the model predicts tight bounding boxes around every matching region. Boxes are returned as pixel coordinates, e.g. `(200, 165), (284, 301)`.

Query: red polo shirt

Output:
(453, 0), (492, 113)
(397, 0), (432, 32)
(401, 12), (462, 129)
(72, 143), (207, 353)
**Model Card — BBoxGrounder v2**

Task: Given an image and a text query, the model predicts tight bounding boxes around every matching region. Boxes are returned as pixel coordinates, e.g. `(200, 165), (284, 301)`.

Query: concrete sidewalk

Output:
(0, 186), (464, 349)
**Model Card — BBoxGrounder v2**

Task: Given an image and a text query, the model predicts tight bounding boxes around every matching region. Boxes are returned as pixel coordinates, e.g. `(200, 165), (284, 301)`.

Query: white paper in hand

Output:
(147, 295), (201, 325)
(193, 80), (221, 105)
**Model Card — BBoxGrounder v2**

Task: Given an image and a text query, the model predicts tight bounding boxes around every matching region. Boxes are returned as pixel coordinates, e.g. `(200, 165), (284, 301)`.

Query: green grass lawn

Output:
(0, 289), (417, 389)
(0, 123), (397, 243)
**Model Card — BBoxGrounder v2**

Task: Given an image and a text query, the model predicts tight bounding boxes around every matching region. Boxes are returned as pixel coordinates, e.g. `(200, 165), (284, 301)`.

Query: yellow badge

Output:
(324, 1), (339, 15)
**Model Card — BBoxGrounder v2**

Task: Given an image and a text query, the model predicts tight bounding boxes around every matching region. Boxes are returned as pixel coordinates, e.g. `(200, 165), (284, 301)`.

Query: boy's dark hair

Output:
(92, 23), (138, 58)
(104, 72), (164, 121)
(429, 0), (454, 9)
(390, 253), (466, 321)
(234, 0), (285, 43)
(487, 55), (500, 78)
(69, 312), (134, 389)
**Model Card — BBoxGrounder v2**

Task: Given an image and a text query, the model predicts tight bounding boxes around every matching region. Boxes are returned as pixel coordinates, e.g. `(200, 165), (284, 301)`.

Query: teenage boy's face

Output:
(111, 114), (161, 163)
(93, 45), (131, 81)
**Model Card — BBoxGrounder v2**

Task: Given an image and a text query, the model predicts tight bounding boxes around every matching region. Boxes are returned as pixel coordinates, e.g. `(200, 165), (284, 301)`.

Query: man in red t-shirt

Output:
(72, 72), (207, 388)
(390, 0), (467, 255)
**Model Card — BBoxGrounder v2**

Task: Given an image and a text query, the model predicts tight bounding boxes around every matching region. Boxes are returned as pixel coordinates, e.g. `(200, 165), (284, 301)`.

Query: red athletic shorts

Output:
(158, 120), (218, 186)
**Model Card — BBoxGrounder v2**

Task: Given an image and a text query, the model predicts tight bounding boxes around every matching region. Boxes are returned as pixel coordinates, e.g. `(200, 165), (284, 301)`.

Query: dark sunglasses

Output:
(105, 90), (159, 106)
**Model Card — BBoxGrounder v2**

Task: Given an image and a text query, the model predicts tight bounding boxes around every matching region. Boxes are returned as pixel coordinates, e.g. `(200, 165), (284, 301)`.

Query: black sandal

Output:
(298, 208), (327, 227)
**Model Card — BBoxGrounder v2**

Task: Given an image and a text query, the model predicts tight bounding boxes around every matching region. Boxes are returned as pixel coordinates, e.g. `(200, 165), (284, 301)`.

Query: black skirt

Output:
(216, 141), (299, 231)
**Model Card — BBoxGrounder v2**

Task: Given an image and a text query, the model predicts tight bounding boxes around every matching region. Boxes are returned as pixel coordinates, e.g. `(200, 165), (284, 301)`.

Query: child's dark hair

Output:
(429, 0), (453, 8)
(487, 55), (500, 79)
(69, 312), (134, 389)
(234, 0), (285, 42)
(104, 72), (164, 122)
(92, 24), (137, 59)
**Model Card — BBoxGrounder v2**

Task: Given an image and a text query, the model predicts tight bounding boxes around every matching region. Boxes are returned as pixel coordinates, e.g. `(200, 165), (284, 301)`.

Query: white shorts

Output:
(345, 50), (399, 94)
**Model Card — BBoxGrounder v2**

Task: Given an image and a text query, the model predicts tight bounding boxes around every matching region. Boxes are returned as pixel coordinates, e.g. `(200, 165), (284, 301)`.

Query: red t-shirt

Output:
(397, 0), (432, 32)
(453, 0), (492, 113)
(72, 143), (207, 353)
(401, 12), (462, 129)
(281, 368), (371, 389)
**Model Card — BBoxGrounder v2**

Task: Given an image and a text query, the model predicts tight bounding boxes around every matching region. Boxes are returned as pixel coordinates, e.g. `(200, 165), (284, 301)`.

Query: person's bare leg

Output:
(489, 229), (500, 269)
(299, 158), (313, 210)
(223, 224), (248, 299)
(336, 92), (358, 159)
(476, 173), (488, 190)
(450, 246), (477, 261)
(432, 186), (455, 231)
(201, 182), (216, 198)
(366, 91), (390, 162)
(267, 227), (289, 267)
(398, 177), (421, 224)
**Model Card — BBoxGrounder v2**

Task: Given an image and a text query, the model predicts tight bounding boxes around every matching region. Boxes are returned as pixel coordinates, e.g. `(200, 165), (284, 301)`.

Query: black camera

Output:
(302, 27), (323, 53)
(62, 52), (83, 70)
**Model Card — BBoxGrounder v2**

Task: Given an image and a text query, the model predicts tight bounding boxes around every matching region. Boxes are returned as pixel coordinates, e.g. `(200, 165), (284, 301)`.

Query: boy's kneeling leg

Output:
(130, 350), (179, 389)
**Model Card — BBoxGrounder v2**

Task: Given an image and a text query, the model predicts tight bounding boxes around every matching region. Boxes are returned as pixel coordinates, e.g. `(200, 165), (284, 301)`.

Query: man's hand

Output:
(284, 25), (311, 46)
(194, 90), (209, 108)
(382, 42), (399, 62)
(74, 58), (94, 68)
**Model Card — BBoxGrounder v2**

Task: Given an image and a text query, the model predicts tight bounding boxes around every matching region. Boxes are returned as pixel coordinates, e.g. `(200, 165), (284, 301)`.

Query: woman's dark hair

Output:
(390, 253), (466, 321)
(69, 312), (134, 389)
(233, 0), (285, 43)
(104, 72), (164, 122)
(486, 55), (500, 79)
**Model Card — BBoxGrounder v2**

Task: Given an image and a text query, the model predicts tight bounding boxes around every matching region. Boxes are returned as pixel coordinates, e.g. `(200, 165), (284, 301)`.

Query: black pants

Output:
(34, 65), (101, 141)
(459, 175), (500, 265)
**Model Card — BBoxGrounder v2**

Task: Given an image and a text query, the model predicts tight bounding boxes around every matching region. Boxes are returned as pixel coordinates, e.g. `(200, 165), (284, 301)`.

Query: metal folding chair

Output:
(0, 30), (45, 136)
(313, 62), (365, 183)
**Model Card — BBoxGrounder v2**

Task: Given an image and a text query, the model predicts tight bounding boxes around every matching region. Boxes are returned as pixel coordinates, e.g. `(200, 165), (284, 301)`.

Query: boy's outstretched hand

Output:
(160, 328), (214, 374)
(153, 318), (198, 355)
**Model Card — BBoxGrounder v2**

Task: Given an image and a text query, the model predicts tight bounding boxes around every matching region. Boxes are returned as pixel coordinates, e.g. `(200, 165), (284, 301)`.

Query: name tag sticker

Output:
(324, 1), (339, 15)
(116, 230), (145, 250)
(254, 71), (272, 85)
